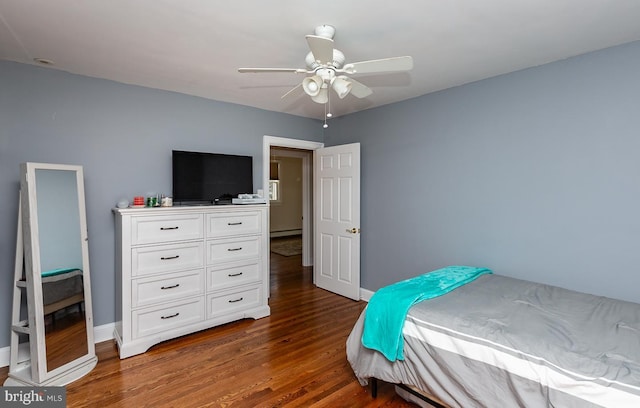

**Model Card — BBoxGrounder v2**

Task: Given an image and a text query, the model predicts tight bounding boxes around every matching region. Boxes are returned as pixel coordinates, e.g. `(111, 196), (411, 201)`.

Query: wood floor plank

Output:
(1, 251), (414, 407)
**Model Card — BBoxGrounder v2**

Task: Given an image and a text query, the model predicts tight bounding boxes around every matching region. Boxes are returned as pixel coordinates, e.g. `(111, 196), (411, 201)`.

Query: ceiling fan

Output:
(238, 25), (413, 107)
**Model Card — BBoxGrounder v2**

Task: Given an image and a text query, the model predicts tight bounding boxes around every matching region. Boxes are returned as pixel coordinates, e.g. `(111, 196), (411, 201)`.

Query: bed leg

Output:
(371, 377), (378, 398)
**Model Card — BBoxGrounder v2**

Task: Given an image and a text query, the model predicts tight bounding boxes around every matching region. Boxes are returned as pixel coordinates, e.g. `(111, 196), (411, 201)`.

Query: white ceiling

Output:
(2, 0), (640, 119)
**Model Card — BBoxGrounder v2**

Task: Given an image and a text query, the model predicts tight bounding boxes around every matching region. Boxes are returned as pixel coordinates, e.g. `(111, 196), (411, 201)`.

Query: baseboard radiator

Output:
(270, 229), (302, 238)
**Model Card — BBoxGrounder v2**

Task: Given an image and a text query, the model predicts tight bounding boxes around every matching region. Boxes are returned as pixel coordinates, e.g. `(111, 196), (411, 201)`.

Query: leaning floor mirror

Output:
(4, 162), (97, 386)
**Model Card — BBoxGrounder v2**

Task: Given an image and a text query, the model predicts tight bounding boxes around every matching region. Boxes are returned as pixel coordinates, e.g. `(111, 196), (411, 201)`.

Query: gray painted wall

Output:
(325, 40), (640, 304)
(2, 39), (640, 350)
(0, 61), (322, 348)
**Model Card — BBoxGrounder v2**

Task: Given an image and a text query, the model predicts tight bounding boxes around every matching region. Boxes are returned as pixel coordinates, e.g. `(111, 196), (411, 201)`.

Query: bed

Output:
(346, 269), (640, 407)
(41, 267), (84, 317)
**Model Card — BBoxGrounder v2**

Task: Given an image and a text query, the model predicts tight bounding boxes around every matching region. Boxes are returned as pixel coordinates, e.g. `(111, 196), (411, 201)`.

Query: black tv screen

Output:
(172, 150), (253, 204)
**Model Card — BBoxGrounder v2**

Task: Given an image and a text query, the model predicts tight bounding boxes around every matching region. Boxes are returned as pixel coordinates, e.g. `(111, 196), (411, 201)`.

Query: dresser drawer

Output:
(132, 214), (204, 245)
(207, 236), (260, 264)
(132, 242), (204, 276)
(133, 297), (204, 339)
(132, 269), (205, 308)
(207, 260), (260, 291)
(206, 285), (262, 319)
(206, 211), (261, 238)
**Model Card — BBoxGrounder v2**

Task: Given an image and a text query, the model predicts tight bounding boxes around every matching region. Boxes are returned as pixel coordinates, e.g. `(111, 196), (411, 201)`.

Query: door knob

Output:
(346, 227), (361, 234)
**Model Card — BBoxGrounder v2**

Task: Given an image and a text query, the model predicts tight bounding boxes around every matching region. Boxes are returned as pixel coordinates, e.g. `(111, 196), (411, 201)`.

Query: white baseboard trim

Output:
(94, 322), (116, 344)
(0, 322), (115, 368)
(0, 344), (13, 369)
(360, 288), (374, 302)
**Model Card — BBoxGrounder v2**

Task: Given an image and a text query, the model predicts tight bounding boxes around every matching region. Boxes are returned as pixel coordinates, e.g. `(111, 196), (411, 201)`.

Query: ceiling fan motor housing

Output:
(305, 49), (345, 70)
(314, 24), (336, 39)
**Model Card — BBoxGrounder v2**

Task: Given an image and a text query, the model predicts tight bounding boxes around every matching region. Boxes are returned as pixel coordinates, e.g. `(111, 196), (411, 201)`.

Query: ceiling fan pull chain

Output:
(323, 102), (329, 129)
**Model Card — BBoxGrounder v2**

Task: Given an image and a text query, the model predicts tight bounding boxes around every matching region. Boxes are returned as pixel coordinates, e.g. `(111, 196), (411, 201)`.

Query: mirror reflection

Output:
(34, 169), (89, 372)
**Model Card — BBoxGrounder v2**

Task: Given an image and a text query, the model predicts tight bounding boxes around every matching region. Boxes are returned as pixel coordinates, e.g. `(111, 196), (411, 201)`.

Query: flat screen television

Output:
(172, 150), (253, 205)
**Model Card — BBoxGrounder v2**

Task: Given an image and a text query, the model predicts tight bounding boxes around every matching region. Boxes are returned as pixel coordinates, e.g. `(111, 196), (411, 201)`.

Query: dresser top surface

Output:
(113, 204), (267, 215)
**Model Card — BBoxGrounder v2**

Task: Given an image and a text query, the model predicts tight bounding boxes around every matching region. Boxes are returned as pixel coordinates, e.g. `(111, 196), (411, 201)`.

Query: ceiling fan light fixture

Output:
(331, 49), (345, 68)
(302, 75), (323, 97)
(331, 76), (352, 99)
(305, 52), (319, 69)
(311, 87), (328, 104)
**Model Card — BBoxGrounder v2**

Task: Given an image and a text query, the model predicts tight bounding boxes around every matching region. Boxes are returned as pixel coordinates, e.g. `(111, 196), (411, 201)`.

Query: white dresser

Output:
(113, 205), (270, 358)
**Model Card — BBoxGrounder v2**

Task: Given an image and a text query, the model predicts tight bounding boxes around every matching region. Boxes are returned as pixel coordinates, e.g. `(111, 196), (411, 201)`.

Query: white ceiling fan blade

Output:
(346, 78), (373, 98)
(342, 56), (413, 74)
(238, 68), (308, 73)
(305, 35), (334, 64)
(281, 83), (303, 99)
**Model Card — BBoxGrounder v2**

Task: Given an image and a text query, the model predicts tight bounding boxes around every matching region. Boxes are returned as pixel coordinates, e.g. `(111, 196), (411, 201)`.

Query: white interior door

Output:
(313, 143), (361, 300)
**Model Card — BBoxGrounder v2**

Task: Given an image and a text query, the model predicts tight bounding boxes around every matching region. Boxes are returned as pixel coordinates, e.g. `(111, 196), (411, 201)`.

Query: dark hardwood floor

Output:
(2, 250), (415, 407)
(45, 308), (89, 372)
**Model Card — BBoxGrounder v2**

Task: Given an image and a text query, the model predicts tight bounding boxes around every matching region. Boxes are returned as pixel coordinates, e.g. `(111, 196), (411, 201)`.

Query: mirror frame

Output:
(18, 162), (97, 385)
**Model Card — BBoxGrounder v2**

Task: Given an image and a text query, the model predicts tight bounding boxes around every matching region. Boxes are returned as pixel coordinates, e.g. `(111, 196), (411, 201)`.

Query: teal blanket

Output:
(41, 267), (82, 278)
(361, 265), (492, 361)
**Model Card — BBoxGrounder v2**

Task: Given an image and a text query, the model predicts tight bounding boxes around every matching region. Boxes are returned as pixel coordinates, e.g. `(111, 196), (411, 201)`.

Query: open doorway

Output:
(269, 148), (306, 261)
(262, 136), (324, 270)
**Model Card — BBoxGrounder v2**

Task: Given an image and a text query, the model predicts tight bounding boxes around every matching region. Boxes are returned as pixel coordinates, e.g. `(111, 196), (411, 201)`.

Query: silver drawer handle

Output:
(161, 283), (180, 290)
(228, 297), (243, 303)
(227, 222), (243, 226)
(160, 226), (179, 230)
(228, 272), (243, 277)
(161, 255), (180, 260)
(161, 312), (180, 320)
(227, 247), (242, 252)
